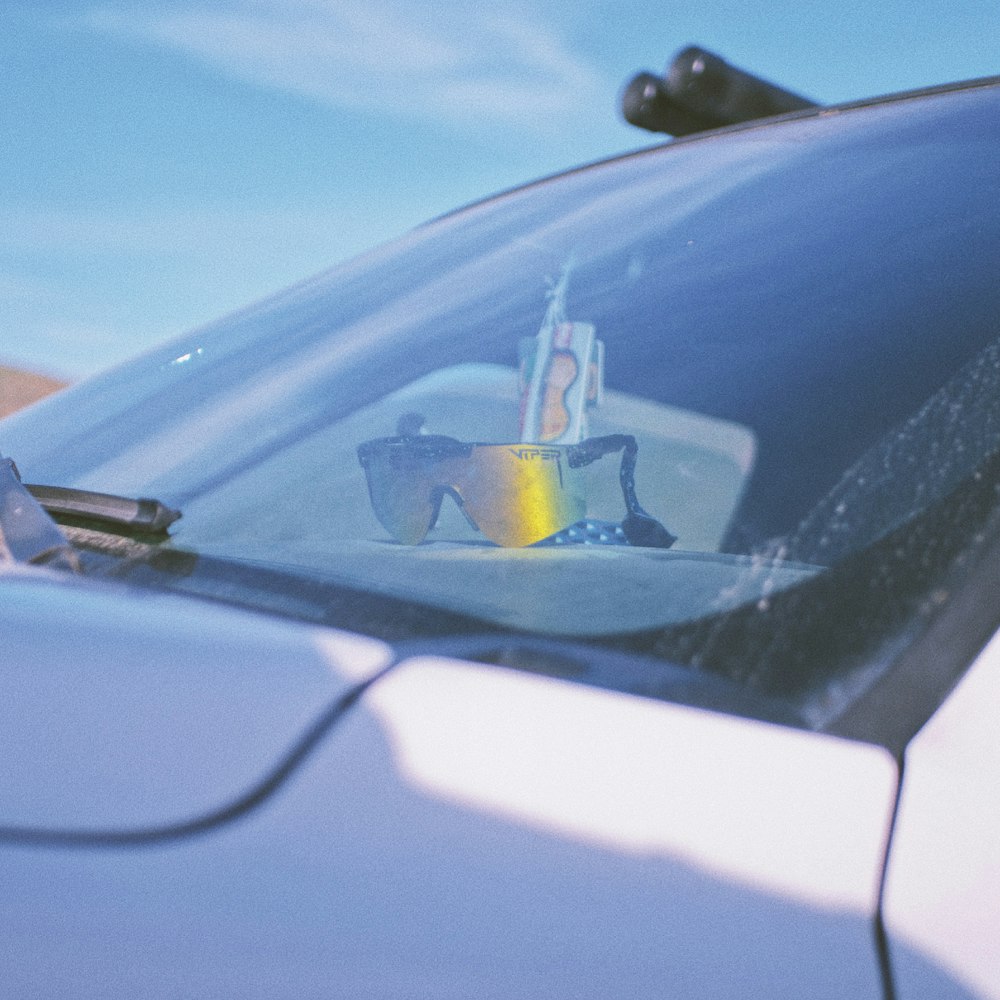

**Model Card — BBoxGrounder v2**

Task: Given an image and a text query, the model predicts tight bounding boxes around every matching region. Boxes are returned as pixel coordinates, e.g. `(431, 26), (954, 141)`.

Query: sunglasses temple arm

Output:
(618, 436), (642, 510)
(619, 437), (677, 549)
(567, 435), (675, 547)
(567, 434), (627, 468)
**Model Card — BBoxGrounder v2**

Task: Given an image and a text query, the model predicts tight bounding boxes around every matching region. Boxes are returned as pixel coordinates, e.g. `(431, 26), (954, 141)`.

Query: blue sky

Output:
(3, 0), (998, 378)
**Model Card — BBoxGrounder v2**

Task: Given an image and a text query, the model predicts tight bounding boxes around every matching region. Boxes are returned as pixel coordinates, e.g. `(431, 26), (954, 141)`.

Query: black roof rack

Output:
(621, 46), (819, 137)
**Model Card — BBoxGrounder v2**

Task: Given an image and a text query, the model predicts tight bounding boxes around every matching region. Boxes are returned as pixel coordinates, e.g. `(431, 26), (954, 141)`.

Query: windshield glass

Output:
(6, 82), (1000, 735)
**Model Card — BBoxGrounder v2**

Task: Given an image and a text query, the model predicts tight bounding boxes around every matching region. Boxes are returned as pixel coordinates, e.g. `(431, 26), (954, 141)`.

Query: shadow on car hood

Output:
(0, 568), (391, 844)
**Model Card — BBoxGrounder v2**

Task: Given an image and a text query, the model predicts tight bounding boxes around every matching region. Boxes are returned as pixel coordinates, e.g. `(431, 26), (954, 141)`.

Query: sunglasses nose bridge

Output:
(420, 482), (447, 532)
(431, 483), (485, 534)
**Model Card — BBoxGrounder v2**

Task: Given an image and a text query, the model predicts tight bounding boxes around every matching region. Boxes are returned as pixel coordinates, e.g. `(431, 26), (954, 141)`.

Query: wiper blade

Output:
(25, 484), (181, 534)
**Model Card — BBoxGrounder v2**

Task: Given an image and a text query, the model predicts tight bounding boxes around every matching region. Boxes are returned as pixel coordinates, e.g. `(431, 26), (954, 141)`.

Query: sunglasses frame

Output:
(357, 432), (675, 548)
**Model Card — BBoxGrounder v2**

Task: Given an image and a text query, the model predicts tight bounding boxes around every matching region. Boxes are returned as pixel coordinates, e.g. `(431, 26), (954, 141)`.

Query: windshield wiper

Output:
(2, 454), (180, 563)
(25, 484), (181, 534)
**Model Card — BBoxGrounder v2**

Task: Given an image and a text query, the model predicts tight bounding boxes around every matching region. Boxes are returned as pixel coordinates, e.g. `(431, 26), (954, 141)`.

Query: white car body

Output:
(3, 75), (1000, 998)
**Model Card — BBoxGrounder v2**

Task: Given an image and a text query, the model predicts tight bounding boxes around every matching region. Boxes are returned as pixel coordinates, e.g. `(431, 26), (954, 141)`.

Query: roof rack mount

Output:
(621, 46), (819, 137)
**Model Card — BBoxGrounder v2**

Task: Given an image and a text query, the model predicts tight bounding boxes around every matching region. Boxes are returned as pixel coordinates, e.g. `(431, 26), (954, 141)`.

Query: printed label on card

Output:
(519, 263), (604, 444)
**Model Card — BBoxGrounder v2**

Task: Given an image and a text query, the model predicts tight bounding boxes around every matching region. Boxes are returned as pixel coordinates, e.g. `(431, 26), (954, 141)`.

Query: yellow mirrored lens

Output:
(455, 445), (585, 547)
(361, 440), (588, 547)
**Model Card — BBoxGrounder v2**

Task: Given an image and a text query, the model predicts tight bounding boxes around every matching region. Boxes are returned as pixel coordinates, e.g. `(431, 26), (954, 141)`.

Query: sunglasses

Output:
(357, 432), (675, 548)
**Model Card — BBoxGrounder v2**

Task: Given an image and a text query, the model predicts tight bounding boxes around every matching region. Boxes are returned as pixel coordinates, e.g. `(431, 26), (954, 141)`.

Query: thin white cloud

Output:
(0, 203), (404, 263)
(0, 271), (51, 303)
(83, 0), (608, 130)
(0, 309), (138, 379)
(0, 200), (419, 378)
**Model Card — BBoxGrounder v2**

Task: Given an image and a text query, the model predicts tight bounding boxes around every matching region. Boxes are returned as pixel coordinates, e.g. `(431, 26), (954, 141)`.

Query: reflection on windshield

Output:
(5, 83), (1000, 740)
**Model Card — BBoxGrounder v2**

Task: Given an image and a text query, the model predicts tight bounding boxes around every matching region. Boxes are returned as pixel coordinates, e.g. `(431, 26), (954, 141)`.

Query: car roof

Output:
(433, 73), (1000, 226)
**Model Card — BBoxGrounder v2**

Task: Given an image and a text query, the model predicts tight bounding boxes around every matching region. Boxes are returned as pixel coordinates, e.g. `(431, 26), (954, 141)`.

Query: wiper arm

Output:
(25, 484), (181, 534)
(0, 458), (78, 568)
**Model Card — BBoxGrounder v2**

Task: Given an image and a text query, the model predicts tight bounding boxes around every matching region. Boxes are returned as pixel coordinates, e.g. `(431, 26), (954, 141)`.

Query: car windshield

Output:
(5, 81), (1000, 737)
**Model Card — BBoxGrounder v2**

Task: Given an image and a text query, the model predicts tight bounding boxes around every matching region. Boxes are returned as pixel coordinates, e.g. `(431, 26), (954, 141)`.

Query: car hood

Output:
(0, 563), (897, 913)
(0, 560), (910, 1000)
(0, 566), (391, 839)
